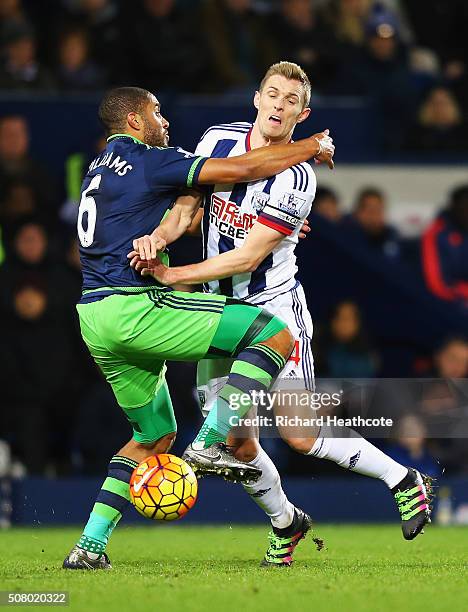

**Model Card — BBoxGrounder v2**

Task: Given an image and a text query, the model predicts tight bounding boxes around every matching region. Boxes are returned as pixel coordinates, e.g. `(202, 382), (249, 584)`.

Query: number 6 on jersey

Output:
(78, 174), (101, 247)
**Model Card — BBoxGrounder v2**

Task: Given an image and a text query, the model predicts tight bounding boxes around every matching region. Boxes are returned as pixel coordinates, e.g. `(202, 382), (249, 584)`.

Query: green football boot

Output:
(392, 468), (434, 540)
(261, 508), (323, 567)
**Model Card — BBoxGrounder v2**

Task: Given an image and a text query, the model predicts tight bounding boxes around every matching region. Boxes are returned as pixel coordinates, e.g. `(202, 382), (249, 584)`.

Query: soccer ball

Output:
(129, 454), (198, 521)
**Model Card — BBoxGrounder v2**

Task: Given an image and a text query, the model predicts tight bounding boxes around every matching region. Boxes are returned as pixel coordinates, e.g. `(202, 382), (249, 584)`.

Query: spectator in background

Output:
(0, 179), (37, 227)
(201, 0), (275, 90)
(402, 0), (468, 105)
(123, 0), (209, 92)
(405, 87), (468, 152)
(417, 337), (468, 429)
(0, 21), (55, 90)
(343, 187), (401, 259)
(0, 219), (76, 320)
(63, 0), (125, 85)
(417, 337), (468, 474)
(433, 337), (468, 379)
(0, 116), (57, 221)
(314, 300), (378, 377)
(0, 0), (29, 31)
(332, 4), (418, 146)
(312, 186), (343, 223)
(269, 0), (339, 92)
(386, 414), (441, 477)
(323, 0), (372, 51)
(57, 28), (106, 92)
(0, 277), (77, 474)
(422, 185), (468, 306)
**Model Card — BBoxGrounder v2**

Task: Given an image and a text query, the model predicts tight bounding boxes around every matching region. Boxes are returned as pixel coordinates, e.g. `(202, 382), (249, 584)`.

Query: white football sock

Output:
(308, 427), (408, 489)
(242, 447), (295, 529)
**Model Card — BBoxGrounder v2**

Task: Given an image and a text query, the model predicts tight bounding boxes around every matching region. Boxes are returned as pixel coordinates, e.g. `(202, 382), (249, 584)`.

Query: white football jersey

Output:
(195, 122), (317, 303)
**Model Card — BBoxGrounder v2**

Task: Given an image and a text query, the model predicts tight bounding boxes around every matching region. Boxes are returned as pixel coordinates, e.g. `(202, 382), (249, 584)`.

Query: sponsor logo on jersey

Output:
(263, 204), (300, 228)
(277, 192), (306, 216)
(251, 191), (270, 213)
(210, 194), (257, 240)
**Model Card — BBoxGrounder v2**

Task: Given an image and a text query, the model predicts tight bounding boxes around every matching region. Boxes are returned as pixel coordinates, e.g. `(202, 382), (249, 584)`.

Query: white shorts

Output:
(197, 283), (315, 416)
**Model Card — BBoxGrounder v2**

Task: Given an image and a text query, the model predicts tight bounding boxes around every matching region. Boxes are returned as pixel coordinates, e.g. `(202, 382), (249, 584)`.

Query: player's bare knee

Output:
(284, 436), (316, 454)
(231, 437), (260, 463)
(261, 327), (295, 361)
(139, 432), (176, 454)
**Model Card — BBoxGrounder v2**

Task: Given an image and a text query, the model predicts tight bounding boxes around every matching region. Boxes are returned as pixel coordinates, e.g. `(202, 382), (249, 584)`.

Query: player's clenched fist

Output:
(312, 129), (335, 170)
(127, 232), (166, 268)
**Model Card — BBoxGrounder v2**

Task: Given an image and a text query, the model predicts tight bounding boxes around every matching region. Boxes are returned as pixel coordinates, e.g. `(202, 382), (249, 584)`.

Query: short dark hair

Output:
(436, 336), (468, 354)
(450, 184), (468, 207)
(98, 87), (151, 136)
(315, 186), (338, 204)
(355, 187), (385, 211)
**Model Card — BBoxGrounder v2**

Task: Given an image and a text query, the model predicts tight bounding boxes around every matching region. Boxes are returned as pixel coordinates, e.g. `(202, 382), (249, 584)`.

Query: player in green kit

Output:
(62, 87), (335, 569)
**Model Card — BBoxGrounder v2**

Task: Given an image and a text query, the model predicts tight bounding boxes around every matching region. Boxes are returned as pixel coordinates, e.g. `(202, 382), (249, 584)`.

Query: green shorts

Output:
(77, 287), (286, 443)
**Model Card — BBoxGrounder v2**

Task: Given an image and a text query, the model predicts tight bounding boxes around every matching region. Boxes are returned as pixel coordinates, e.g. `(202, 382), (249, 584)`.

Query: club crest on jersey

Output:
(278, 192), (305, 216)
(251, 191), (270, 213)
(175, 147), (195, 158)
(210, 194), (257, 240)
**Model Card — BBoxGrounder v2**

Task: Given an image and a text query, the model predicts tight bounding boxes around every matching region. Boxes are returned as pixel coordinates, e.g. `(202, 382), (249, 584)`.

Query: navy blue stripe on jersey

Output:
(292, 163), (310, 193)
(263, 176), (276, 195)
(247, 251), (274, 295)
(247, 176), (276, 295)
(300, 165), (308, 191)
(291, 286), (314, 391)
(203, 139), (240, 295)
(211, 139), (238, 158)
(217, 181), (248, 296)
(201, 185), (213, 288)
(291, 166), (300, 189)
(298, 165), (307, 191)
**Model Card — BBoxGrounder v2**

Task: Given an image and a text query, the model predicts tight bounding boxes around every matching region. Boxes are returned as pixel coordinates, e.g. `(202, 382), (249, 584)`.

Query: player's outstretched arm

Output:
(128, 192), (202, 261)
(198, 129), (334, 185)
(134, 222), (286, 286)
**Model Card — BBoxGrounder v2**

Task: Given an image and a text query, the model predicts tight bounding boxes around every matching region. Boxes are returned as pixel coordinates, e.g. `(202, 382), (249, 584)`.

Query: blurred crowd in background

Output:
(0, 0), (467, 478)
(1, 0), (468, 150)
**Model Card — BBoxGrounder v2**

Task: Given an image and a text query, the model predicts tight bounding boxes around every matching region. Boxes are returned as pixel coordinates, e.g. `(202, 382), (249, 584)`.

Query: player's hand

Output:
(312, 129), (335, 170)
(127, 233), (166, 267)
(299, 218), (310, 239)
(134, 256), (172, 285)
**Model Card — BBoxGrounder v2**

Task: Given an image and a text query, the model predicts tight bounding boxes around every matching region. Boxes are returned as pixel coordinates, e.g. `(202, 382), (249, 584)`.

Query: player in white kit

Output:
(195, 120), (316, 394)
(130, 62), (432, 564)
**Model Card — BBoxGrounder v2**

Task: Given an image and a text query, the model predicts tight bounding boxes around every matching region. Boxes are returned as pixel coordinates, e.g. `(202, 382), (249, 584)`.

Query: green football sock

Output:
(195, 344), (285, 447)
(78, 455), (138, 554)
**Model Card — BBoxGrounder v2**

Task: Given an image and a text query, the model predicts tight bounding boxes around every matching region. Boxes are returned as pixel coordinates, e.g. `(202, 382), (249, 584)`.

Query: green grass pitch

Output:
(1, 525), (467, 612)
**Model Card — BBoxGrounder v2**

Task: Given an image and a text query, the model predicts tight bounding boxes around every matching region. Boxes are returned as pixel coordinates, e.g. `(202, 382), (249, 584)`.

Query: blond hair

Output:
(259, 61), (311, 109)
